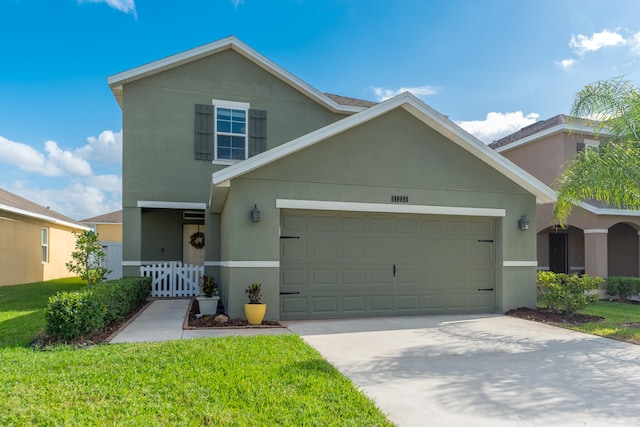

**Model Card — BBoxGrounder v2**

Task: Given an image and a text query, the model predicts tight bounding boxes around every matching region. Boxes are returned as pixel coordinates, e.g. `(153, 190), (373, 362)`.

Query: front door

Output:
(183, 224), (205, 265)
(549, 232), (568, 273)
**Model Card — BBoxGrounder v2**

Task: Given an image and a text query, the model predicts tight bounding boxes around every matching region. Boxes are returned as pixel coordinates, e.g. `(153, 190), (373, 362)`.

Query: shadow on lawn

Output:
(0, 310), (45, 349)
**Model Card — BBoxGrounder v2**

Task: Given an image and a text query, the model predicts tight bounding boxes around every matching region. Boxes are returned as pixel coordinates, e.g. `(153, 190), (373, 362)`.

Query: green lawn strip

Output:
(0, 335), (393, 426)
(0, 278), (86, 348)
(569, 301), (640, 344)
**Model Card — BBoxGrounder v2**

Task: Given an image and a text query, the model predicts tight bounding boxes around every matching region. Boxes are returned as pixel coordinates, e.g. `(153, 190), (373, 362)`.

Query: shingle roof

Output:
(489, 114), (600, 149)
(0, 188), (87, 229)
(323, 93), (377, 108)
(81, 210), (123, 224)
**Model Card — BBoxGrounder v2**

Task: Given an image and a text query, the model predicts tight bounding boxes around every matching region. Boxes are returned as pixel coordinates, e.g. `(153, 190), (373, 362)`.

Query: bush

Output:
(45, 277), (151, 340)
(606, 276), (640, 302)
(536, 271), (602, 317)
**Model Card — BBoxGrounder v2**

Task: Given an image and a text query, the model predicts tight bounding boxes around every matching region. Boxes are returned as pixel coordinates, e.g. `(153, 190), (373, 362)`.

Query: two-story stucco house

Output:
(108, 36), (555, 321)
(491, 114), (640, 280)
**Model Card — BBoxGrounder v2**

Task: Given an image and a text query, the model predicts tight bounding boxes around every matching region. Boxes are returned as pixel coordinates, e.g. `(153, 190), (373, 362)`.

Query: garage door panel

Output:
(280, 210), (496, 320)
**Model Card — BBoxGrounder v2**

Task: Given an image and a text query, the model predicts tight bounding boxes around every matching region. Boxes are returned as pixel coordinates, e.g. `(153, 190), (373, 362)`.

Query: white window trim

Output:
(41, 227), (49, 263)
(212, 99), (250, 162)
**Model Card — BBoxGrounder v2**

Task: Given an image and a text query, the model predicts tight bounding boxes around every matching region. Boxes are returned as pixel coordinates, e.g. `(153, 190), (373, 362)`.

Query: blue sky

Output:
(2, 0), (640, 219)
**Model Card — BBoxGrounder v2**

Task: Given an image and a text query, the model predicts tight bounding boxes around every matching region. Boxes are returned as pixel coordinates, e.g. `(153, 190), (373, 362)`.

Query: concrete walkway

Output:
(109, 299), (289, 343)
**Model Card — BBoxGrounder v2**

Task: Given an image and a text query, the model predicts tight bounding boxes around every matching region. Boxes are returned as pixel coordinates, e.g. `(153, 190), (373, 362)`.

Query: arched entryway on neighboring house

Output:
(537, 225), (585, 274)
(608, 222), (640, 277)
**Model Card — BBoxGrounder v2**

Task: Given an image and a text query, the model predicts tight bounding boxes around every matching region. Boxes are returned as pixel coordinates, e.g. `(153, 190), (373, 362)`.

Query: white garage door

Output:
(280, 210), (496, 320)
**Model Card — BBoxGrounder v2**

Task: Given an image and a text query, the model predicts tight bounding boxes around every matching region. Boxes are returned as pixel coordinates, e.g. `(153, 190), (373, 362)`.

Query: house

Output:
(490, 114), (640, 280)
(0, 188), (90, 286)
(108, 36), (555, 320)
(81, 210), (123, 280)
(81, 210), (123, 243)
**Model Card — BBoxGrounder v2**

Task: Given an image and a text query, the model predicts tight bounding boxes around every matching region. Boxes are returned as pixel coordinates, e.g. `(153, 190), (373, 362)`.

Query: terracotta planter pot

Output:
(197, 296), (220, 315)
(245, 303), (266, 325)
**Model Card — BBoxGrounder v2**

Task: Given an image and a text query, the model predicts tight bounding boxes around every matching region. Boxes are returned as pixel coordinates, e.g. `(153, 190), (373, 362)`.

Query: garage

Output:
(280, 209), (496, 320)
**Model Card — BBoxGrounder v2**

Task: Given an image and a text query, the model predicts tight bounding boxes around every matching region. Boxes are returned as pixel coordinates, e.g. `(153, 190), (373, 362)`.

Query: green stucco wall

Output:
(218, 108), (538, 319)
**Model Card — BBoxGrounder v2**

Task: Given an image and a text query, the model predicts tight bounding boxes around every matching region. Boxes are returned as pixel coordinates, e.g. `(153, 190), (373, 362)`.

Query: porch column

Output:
(584, 229), (608, 279)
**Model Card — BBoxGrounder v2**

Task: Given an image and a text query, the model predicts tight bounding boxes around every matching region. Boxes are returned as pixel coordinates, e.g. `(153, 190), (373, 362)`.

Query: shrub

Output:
(536, 271), (602, 317)
(606, 276), (640, 302)
(45, 277), (151, 340)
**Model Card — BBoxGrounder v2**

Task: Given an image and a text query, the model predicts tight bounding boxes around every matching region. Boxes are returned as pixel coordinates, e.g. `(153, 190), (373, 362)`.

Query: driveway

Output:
(286, 314), (640, 427)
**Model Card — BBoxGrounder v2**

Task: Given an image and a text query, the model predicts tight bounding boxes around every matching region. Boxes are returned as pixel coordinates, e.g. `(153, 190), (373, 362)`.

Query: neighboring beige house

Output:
(108, 36), (555, 320)
(490, 114), (640, 279)
(81, 210), (123, 243)
(0, 188), (90, 286)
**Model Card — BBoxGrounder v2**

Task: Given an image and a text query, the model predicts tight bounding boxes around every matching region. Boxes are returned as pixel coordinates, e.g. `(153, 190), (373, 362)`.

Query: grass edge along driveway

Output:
(0, 279), (393, 426)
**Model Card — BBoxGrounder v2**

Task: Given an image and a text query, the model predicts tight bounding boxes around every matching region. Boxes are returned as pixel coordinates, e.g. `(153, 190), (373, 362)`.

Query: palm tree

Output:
(553, 77), (640, 223)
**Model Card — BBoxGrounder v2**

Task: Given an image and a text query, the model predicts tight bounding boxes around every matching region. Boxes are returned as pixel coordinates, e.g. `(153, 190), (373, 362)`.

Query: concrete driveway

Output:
(286, 314), (640, 427)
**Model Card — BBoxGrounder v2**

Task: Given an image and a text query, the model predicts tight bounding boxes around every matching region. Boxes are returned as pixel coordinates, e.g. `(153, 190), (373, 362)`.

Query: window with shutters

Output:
(195, 101), (266, 162)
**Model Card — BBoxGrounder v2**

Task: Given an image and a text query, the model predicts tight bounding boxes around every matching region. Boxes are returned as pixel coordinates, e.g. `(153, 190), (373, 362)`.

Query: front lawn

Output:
(0, 277), (86, 348)
(568, 301), (640, 344)
(0, 280), (393, 426)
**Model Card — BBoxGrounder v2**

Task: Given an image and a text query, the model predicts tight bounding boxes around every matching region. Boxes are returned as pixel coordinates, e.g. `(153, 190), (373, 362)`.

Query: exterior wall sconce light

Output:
(518, 215), (530, 230)
(251, 204), (261, 222)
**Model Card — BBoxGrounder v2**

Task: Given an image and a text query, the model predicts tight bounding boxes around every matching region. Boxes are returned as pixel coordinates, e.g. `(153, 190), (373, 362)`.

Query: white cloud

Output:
(44, 140), (93, 176)
(457, 111), (540, 144)
(0, 136), (92, 176)
(629, 31), (640, 56)
(371, 85), (438, 102)
(75, 130), (122, 164)
(78, 0), (137, 16)
(569, 30), (626, 55)
(231, 0), (244, 8)
(87, 174), (122, 195)
(8, 181), (121, 220)
(555, 58), (577, 70)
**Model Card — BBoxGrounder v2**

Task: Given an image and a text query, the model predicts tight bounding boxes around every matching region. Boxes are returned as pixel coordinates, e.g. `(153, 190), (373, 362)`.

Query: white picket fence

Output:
(140, 262), (203, 297)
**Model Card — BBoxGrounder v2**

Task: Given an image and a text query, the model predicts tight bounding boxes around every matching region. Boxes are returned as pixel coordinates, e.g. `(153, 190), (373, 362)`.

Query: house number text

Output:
(391, 195), (409, 203)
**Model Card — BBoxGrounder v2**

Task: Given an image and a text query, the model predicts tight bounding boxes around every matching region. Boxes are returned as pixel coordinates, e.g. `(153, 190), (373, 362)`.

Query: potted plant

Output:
(244, 282), (266, 325)
(197, 275), (220, 315)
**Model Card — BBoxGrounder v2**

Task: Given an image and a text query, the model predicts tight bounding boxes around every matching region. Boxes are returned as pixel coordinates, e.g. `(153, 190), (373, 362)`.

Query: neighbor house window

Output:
(213, 100), (249, 161)
(41, 227), (49, 263)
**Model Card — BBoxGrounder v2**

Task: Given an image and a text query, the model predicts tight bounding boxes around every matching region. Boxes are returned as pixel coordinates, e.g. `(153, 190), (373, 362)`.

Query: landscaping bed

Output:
(187, 299), (284, 328)
(506, 307), (604, 325)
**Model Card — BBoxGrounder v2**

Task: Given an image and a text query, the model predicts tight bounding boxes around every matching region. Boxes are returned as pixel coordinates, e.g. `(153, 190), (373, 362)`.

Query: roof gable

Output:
(81, 210), (123, 224)
(108, 36), (368, 114)
(211, 93), (556, 205)
(0, 188), (89, 230)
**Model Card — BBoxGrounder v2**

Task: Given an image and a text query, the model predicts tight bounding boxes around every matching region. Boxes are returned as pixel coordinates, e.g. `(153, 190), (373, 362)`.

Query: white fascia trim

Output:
(494, 124), (596, 153)
(212, 92), (556, 205)
(503, 261), (538, 267)
(137, 201), (207, 210)
(276, 199), (506, 217)
(578, 201), (640, 216)
(211, 99), (250, 110)
(584, 229), (608, 234)
(107, 37), (362, 114)
(0, 203), (90, 231)
(205, 261), (280, 268)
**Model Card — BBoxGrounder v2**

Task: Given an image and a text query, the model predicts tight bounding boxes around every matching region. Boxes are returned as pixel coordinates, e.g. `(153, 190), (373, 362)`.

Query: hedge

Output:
(45, 277), (151, 340)
(606, 276), (640, 302)
(536, 271), (602, 317)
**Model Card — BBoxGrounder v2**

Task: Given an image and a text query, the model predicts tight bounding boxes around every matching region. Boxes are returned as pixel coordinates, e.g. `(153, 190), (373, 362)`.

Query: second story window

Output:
(216, 107), (246, 160)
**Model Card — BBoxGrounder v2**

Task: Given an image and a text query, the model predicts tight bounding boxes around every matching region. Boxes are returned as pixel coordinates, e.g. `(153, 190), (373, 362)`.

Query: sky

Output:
(2, 0), (640, 220)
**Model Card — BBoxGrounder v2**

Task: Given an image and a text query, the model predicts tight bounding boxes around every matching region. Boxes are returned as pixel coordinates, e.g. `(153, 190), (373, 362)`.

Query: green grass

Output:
(568, 301), (640, 344)
(0, 280), (393, 426)
(0, 277), (86, 348)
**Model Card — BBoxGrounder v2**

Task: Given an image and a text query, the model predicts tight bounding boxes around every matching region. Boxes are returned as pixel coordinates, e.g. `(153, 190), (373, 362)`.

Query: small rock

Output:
(213, 314), (229, 324)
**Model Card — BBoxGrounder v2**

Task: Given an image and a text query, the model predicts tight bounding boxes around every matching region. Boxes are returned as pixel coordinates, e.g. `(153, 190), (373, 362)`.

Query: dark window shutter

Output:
(195, 104), (215, 160)
(576, 142), (585, 153)
(248, 109), (267, 157)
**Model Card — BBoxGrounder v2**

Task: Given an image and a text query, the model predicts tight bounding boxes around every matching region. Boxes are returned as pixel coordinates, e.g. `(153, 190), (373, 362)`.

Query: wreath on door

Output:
(189, 231), (205, 249)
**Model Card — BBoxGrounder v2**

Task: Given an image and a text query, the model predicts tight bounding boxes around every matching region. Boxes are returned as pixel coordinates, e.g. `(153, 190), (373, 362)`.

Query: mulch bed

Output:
(505, 307), (604, 325)
(186, 299), (284, 328)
